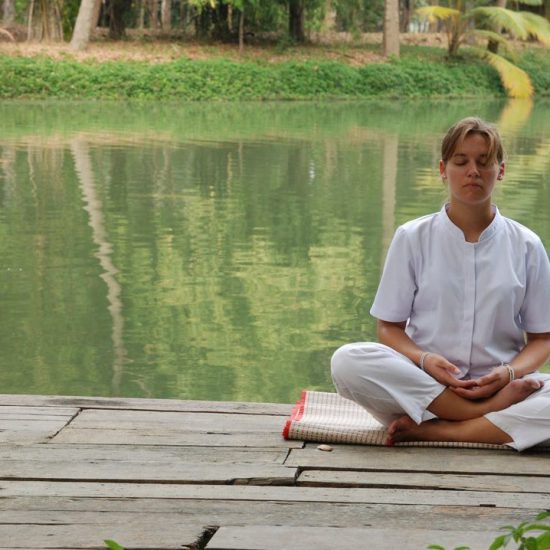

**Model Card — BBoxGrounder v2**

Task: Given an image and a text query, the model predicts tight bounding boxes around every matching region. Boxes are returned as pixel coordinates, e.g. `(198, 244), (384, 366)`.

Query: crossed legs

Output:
(387, 376), (543, 445)
(331, 342), (544, 448)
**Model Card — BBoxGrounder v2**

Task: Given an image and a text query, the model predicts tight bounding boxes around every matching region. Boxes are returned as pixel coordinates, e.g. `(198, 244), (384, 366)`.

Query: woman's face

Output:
(439, 133), (505, 207)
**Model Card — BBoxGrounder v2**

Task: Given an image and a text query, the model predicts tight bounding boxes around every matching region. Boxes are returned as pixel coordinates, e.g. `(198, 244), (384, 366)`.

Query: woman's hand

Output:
(450, 366), (509, 400)
(422, 353), (476, 389)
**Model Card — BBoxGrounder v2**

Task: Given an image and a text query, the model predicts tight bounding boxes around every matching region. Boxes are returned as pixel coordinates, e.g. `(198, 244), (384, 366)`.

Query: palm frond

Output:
(468, 7), (529, 39)
(518, 12), (550, 45)
(467, 29), (518, 61)
(470, 47), (534, 98)
(416, 6), (461, 23)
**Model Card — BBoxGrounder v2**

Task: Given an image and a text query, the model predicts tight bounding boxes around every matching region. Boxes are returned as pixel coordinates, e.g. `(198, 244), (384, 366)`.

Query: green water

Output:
(1, 99), (549, 403)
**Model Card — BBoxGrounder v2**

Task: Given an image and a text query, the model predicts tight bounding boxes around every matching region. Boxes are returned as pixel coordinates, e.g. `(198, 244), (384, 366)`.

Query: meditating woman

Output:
(331, 117), (550, 451)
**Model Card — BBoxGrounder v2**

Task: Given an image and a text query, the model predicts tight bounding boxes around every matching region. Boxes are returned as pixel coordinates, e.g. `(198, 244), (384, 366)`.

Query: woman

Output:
(331, 117), (550, 451)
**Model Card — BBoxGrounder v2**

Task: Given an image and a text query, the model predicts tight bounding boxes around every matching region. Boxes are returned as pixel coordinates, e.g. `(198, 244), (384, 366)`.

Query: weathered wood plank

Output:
(57, 408), (287, 430)
(298, 470), (550, 493)
(0, 394), (291, 415)
(0, 420), (73, 431)
(0, 432), (68, 444)
(286, 444), (550, 475)
(0, 443), (288, 462)
(0, 500), (541, 531)
(0, 406), (78, 416)
(0, 520), (204, 549)
(51, 409), (293, 447)
(0, 408), (76, 444)
(1, 462), (295, 484)
(0, 444), (295, 484)
(0, 482), (547, 508)
(53, 428), (300, 447)
(206, 525), (496, 550)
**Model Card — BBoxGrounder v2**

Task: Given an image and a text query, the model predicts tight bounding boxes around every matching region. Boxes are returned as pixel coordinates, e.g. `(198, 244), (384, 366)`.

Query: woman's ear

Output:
(497, 162), (505, 180)
(439, 160), (447, 180)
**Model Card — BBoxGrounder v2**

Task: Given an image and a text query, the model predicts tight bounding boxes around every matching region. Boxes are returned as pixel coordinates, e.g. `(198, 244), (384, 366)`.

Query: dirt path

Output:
(0, 31), (449, 66)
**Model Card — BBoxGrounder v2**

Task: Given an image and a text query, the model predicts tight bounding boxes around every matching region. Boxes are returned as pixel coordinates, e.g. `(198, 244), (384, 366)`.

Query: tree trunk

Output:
(71, 0), (101, 49)
(383, 0), (400, 57)
(288, 0), (305, 43)
(238, 8), (244, 54)
(109, 0), (132, 39)
(138, 0), (145, 29)
(227, 3), (233, 33)
(400, 0), (411, 33)
(2, 0), (16, 25)
(28, 0), (64, 41)
(148, 0), (159, 29)
(161, 0), (170, 31)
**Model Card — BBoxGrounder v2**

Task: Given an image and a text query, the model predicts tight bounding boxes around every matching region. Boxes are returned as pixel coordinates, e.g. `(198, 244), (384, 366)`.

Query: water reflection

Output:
(0, 99), (549, 402)
(71, 139), (127, 392)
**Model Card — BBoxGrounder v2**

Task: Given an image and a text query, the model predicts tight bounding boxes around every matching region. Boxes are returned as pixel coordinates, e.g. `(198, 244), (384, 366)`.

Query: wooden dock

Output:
(0, 393), (549, 550)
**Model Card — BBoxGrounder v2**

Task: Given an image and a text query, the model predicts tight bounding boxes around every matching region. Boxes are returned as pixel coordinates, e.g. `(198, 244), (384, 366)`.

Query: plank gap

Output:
(45, 408), (83, 442)
(297, 466), (550, 478)
(192, 525), (219, 550)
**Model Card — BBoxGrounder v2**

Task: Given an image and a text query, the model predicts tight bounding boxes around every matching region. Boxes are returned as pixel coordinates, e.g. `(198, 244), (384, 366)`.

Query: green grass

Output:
(0, 48), (548, 100)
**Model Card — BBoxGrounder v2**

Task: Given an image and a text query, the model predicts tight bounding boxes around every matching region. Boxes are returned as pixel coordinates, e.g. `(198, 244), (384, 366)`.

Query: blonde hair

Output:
(441, 117), (504, 165)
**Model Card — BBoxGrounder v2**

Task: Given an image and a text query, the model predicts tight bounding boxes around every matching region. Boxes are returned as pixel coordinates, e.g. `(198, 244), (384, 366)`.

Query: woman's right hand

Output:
(422, 353), (476, 389)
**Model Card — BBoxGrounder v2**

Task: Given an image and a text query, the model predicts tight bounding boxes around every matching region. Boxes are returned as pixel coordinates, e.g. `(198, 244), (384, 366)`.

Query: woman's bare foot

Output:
(385, 414), (513, 446)
(488, 378), (543, 413)
(386, 415), (418, 445)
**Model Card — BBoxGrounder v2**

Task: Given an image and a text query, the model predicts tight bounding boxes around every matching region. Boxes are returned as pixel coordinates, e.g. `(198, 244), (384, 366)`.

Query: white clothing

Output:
(370, 204), (550, 379)
(332, 205), (550, 451)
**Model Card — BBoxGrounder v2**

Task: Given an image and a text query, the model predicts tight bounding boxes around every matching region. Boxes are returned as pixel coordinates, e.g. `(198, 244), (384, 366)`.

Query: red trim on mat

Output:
(282, 390), (307, 439)
(295, 390), (307, 421)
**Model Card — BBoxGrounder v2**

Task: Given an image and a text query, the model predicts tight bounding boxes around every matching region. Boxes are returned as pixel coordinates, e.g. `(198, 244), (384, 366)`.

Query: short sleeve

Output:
(520, 238), (550, 333)
(370, 226), (417, 322)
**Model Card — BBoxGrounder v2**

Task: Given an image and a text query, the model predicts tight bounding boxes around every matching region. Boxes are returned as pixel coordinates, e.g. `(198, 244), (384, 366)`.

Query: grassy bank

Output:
(0, 45), (548, 100)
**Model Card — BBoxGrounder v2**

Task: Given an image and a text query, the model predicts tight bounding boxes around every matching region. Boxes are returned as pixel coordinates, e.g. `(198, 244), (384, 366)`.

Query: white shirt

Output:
(370, 204), (550, 379)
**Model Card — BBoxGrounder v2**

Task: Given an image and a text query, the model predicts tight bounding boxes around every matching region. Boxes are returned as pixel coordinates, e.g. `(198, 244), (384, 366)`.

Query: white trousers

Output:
(331, 342), (550, 451)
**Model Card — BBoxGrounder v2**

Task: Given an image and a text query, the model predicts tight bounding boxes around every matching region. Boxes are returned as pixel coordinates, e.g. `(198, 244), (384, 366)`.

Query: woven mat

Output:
(283, 390), (515, 450)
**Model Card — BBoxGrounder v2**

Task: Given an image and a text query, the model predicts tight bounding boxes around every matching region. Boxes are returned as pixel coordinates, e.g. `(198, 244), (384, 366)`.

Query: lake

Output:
(1, 98), (549, 403)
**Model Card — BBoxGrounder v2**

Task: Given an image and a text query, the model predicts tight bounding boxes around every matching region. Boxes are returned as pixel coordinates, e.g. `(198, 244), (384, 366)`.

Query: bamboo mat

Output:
(283, 391), (518, 450)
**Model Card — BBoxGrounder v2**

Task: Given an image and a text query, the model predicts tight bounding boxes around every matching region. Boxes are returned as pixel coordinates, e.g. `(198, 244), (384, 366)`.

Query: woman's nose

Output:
(466, 160), (480, 176)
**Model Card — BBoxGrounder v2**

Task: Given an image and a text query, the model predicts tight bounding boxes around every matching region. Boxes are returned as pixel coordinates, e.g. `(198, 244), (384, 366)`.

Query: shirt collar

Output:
(440, 203), (502, 243)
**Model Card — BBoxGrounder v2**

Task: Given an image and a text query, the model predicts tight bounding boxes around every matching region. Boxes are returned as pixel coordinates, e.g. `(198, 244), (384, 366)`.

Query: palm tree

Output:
(416, 0), (550, 98)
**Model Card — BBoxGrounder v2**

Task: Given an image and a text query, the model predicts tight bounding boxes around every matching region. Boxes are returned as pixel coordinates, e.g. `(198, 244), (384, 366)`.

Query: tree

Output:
(27, 0), (64, 41)
(1, 0), (15, 42)
(2, 0), (15, 25)
(383, 0), (400, 56)
(70, 0), (101, 50)
(289, 0), (306, 42)
(109, 0), (133, 39)
(416, 1), (550, 97)
(148, 0), (159, 29)
(161, 0), (171, 31)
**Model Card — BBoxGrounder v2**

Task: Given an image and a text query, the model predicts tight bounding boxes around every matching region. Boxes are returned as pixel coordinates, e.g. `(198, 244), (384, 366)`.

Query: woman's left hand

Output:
(450, 366), (509, 400)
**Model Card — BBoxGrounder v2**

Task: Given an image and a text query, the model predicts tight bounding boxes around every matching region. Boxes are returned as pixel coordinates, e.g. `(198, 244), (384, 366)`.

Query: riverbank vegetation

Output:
(1, 41), (549, 100)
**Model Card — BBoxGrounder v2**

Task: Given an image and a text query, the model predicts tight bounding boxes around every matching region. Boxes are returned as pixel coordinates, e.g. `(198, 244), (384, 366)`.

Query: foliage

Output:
(415, 0), (550, 98)
(428, 511), (550, 550)
(5, 49), (544, 100)
(332, 0), (385, 34)
(491, 511), (550, 550)
(104, 541), (124, 550)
